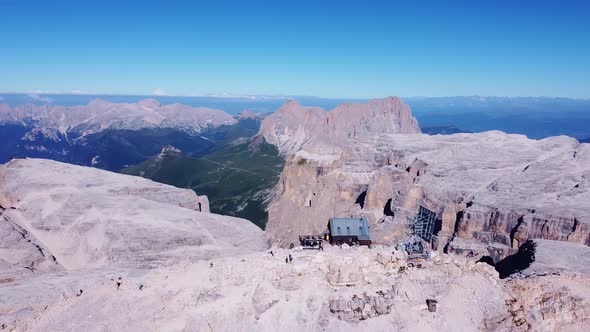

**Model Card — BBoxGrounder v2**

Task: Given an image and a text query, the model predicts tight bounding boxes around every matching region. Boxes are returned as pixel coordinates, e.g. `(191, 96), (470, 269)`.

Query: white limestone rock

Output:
(0, 158), (267, 271)
(259, 97), (420, 156)
(4, 245), (587, 331)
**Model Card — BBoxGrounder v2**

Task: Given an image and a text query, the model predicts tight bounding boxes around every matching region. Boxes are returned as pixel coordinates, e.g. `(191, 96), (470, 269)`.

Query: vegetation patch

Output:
(121, 139), (284, 229)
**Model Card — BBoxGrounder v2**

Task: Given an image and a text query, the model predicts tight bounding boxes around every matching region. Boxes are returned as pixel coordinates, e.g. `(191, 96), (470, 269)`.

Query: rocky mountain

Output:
(0, 98), (236, 137)
(0, 100), (262, 170)
(0, 158), (268, 276)
(3, 93), (589, 139)
(260, 97), (420, 156)
(1, 111), (590, 331)
(261, 97), (590, 262)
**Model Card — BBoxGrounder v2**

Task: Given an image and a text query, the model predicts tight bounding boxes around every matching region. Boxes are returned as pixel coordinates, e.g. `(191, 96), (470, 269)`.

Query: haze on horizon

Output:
(1, 0), (589, 99)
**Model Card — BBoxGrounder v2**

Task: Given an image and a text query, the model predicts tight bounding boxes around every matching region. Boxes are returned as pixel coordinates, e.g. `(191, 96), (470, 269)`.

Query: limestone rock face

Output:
(0, 158), (267, 271)
(259, 97), (421, 156)
(263, 98), (590, 260)
(489, 275), (590, 331)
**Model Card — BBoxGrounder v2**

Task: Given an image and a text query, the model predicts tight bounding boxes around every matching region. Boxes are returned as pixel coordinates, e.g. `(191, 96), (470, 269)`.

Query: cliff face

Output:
(262, 97), (590, 260)
(260, 97), (421, 156)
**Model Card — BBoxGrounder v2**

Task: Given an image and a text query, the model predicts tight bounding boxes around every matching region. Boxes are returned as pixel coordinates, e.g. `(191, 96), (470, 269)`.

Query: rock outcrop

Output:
(488, 274), (590, 331)
(328, 288), (396, 321)
(260, 97), (420, 156)
(0, 158), (267, 272)
(262, 97), (590, 260)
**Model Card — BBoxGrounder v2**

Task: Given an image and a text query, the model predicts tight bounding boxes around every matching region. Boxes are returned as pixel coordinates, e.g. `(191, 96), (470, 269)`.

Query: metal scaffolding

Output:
(411, 205), (436, 243)
(398, 205), (437, 259)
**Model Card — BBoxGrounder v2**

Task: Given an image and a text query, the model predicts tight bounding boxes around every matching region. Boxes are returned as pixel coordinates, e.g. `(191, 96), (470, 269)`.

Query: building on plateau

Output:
(326, 217), (372, 246)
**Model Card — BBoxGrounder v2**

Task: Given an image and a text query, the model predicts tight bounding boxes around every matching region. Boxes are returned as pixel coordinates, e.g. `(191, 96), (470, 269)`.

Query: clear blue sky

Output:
(1, 0), (589, 98)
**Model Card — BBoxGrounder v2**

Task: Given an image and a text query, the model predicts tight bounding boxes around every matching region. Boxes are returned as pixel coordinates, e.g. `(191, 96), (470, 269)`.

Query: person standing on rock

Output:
(288, 254), (293, 262)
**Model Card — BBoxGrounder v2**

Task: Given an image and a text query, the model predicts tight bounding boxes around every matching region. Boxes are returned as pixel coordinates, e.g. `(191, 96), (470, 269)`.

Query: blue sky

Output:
(1, 0), (589, 98)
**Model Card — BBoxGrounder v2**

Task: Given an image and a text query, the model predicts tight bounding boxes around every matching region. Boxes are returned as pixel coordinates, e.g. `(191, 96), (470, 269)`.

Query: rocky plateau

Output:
(0, 158), (268, 276)
(261, 97), (590, 262)
(2, 236), (589, 331)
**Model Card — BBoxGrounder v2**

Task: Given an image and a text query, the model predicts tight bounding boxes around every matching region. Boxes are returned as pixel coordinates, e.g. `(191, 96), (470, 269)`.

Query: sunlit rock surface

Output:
(1, 96), (589, 331)
(261, 97), (590, 259)
(260, 97), (420, 156)
(0, 158), (267, 272)
(2, 244), (589, 331)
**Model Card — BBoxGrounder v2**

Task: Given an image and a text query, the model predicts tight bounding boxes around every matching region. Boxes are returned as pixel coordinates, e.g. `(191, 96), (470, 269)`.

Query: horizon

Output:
(3, 91), (590, 141)
(1, 0), (589, 98)
(1, 91), (589, 102)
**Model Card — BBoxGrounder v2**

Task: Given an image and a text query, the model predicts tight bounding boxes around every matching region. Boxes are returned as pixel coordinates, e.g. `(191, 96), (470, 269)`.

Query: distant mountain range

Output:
(2, 94), (588, 139)
(421, 125), (471, 135)
(0, 93), (361, 115)
(0, 99), (261, 170)
(0, 98), (279, 226)
(1, 95), (589, 228)
(0, 98), (236, 136)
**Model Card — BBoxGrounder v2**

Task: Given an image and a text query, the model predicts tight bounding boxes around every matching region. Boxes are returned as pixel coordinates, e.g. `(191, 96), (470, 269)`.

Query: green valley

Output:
(121, 137), (284, 229)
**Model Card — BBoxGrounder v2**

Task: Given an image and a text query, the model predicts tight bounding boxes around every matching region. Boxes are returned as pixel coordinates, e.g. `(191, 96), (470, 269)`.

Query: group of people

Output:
(299, 235), (324, 250)
(268, 250), (294, 263)
(265, 235), (330, 265)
